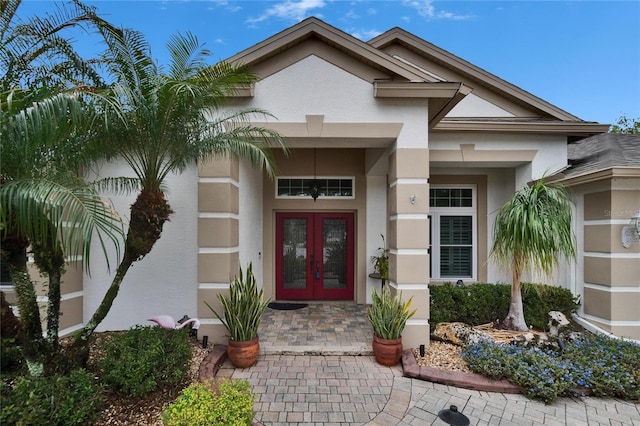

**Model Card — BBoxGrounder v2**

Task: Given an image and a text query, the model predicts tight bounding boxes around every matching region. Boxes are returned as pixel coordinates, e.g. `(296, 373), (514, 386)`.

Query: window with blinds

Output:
(429, 186), (476, 280)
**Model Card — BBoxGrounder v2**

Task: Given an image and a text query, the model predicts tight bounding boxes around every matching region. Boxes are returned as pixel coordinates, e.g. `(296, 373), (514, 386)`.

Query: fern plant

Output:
(205, 263), (271, 341)
(366, 286), (416, 340)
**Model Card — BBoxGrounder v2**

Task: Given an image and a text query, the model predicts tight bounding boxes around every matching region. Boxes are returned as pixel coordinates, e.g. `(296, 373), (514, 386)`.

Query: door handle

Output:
(315, 259), (320, 279)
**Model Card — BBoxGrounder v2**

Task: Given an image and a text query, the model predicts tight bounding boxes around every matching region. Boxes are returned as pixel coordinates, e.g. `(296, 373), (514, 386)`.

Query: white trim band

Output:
(580, 313), (640, 327)
(198, 177), (239, 186)
(390, 214), (430, 220)
(584, 283), (640, 293)
(389, 178), (429, 187)
(198, 247), (240, 254)
(584, 252), (640, 259)
(199, 283), (231, 290)
(198, 212), (239, 219)
(584, 219), (633, 226)
(390, 249), (429, 256)
(198, 318), (224, 325)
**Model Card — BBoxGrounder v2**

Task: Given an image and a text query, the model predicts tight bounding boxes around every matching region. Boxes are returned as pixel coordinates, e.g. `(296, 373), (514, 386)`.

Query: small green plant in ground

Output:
(0, 369), (104, 426)
(99, 325), (192, 397)
(162, 379), (255, 426)
(462, 333), (640, 404)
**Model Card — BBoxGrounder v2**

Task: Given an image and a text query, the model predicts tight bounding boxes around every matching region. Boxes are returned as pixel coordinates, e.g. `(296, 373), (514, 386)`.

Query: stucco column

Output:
(196, 157), (240, 344)
(387, 148), (431, 348)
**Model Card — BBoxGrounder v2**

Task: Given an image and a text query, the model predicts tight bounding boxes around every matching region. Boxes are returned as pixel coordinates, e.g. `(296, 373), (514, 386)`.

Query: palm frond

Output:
(0, 179), (124, 272)
(490, 179), (576, 277)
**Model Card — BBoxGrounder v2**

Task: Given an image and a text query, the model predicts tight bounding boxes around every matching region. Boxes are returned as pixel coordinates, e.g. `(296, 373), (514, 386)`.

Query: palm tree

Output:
(1, 0), (123, 375)
(490, 178), (576, 331)
(71, 25), (286, 363)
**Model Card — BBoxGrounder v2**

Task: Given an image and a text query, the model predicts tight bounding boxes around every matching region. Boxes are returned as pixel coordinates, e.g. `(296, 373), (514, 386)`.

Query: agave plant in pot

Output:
(366, 286), (416, 366)
(205, 263), (271, 368)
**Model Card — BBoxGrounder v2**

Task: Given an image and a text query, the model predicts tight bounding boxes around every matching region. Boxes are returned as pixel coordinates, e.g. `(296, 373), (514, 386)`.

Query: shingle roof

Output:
(565, 133), (640, 177)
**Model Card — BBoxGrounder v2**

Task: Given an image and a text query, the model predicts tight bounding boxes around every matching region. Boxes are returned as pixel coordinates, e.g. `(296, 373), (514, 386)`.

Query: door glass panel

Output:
(322, 219), (347, 289)
(282, 218), (307, 289)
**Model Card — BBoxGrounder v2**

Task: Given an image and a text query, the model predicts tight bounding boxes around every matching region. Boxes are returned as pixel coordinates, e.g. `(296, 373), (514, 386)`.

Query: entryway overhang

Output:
(373, 81), (472, 128)
(249, 114), (404, 148)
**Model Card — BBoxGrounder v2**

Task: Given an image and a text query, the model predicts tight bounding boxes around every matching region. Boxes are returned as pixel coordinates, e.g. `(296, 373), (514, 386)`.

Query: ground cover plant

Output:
(162, 379), (255, 426)
(462, 333), (640, 403)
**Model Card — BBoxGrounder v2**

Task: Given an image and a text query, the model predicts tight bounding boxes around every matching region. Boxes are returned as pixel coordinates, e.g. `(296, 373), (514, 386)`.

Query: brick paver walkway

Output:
(201, 303), (640, 425)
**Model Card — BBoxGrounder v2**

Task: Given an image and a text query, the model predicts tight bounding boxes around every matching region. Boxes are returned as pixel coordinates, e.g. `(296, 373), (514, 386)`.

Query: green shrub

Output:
(0, 338), (23, 373)
(0, 369), (103, 426)
(430, 282), (579, 331)
(99, 326), (191, 397)
(162, 379), (255, 426)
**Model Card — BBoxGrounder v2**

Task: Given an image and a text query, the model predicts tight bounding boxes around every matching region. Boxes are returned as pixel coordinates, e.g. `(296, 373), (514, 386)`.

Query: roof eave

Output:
(432, 120), (610, 137)
(550, 167), (640, 186)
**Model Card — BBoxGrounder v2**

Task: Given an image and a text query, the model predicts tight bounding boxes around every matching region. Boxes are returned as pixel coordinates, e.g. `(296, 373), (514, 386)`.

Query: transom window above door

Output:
(276, 177), (354, 199)
(429, 185), (477, 281)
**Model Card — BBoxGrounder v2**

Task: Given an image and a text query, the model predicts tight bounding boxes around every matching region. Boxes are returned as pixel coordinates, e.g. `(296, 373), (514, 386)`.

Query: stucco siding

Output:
(232, 56), (429, 150)
(84, 162), (199, 332)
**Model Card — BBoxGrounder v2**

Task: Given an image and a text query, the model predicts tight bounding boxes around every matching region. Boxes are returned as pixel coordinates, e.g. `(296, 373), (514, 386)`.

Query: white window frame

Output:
(275, 176), (355, 200)
(430, 185), (477, 281)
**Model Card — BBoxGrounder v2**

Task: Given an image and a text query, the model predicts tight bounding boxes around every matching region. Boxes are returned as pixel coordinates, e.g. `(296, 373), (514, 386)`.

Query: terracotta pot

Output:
(372, 335), (403, 366)
(227, 336), (260, 368)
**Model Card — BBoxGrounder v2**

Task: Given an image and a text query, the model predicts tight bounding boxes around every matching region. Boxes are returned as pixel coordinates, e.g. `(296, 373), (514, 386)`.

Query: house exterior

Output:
(551, 133), (640, 340)
(7, 17), (631, 347)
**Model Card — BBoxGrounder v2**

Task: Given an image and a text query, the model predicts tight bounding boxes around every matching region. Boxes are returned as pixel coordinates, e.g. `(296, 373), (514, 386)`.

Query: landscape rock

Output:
(433, 322), (492, 346)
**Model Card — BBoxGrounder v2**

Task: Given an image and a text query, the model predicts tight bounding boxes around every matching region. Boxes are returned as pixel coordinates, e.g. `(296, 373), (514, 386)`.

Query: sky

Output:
(18, 0), (640, 126)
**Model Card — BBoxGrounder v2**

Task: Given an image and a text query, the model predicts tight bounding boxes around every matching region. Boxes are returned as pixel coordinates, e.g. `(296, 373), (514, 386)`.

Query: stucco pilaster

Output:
(387, 148), (430, 348)
(197, 157), (241, 345)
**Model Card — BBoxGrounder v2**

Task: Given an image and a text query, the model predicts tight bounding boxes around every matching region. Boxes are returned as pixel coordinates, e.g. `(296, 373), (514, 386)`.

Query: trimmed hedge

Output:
(430, 282), (579, 332)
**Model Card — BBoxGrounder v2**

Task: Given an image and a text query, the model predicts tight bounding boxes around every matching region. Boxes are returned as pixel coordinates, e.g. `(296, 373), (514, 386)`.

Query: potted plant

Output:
(205, 262), (271, 368)
(370, 234), (389, 283)
(366, 286), (416, 366)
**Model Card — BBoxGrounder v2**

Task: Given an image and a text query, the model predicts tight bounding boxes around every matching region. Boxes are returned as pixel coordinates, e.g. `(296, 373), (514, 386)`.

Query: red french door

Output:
(276, 212), (354, 300)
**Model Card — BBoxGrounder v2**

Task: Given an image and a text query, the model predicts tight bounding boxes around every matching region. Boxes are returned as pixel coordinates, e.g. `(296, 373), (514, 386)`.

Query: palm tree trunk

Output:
(4, 241), (46, 375)
(71, 189), (172, 367)
(503, 261), (528, 331)
(71, 254), (134, 367)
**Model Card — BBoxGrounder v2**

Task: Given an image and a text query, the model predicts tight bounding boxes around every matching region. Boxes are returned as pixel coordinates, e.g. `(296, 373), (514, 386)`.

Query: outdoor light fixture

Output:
(309, 148), (320, 202)
(621, 209), (640, 248)
(410, 194), (416, 204)
(437, 405), (470, 426)
(309, 180), (320, 202)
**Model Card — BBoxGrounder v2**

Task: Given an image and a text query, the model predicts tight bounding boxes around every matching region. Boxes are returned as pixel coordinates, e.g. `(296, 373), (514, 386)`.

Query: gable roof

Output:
(226, 17), (430, 82)
(369, 28), (578, 121)
(227, 17), (609, 138)
(369, 28), (609, 138)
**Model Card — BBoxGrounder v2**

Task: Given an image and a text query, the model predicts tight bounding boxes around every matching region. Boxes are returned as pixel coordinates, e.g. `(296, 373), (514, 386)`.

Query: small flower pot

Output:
(372, 335), (403, 366)
(227, 336), (260, 368)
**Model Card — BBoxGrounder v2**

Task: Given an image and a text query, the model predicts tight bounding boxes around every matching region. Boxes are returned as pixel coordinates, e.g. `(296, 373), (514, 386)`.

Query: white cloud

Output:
(401, 0), (471, 21)
(247, 0), (326, 24)
(208, 0), (242, 13)
(349, 28), (383, 41)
